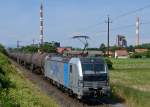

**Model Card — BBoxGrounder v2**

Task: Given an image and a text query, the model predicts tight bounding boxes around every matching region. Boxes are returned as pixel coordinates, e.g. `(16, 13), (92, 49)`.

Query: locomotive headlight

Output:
(91, 59), (94, 63)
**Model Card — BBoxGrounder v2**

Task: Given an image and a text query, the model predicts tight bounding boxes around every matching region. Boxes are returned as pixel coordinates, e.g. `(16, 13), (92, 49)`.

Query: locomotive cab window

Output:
(94, 63), (105, 71)
(82, 63), (105, 73)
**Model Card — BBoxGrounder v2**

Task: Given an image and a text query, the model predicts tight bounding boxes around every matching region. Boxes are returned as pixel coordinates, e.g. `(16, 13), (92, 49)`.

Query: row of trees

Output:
(130, 51), (150, 58)
(9, 42), (57, 53)
(98, 43), (150, 53)
(98, 43), (150, 58)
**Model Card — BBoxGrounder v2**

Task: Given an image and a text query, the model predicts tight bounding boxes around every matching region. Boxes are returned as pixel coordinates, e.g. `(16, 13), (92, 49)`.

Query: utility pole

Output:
(105, 15), (112, 56)
(32, 39), (35, 46)
(17, 40), (21, 49)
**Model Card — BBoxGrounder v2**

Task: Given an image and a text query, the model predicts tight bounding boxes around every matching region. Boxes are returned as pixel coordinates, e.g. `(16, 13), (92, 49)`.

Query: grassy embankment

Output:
(110, 58), (150, 107)
(0, 53), (59, 107)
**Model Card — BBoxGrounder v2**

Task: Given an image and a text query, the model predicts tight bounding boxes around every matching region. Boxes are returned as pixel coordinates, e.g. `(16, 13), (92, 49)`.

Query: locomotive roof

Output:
(80, 57), (105, 63)
(49, 56), (105, 64)
(49, 56), (71, 63)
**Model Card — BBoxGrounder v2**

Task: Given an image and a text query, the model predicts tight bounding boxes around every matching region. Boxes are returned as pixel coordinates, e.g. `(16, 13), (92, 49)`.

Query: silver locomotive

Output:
(44, 56), (110, 99)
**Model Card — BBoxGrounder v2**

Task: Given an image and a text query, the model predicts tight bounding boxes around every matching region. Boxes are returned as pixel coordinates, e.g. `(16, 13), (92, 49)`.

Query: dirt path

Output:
(10, 59), (126, 107)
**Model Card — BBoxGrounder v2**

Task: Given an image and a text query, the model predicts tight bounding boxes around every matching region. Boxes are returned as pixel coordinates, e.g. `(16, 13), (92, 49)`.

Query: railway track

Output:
(10, 59), (126, 107)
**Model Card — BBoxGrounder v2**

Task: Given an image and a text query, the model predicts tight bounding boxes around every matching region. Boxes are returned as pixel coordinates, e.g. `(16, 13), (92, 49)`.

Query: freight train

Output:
(8, 52), (110, 99)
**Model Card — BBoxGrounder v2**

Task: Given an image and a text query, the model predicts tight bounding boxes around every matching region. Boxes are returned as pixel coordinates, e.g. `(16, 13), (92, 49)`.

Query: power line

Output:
(113, 4), (150, 21)
(58, 4), (150, 46)
(17, 40), (21, 48)
(90, 20), (150, 37)
(141, 21), (150, 25)
(76, 4), (150, 33)
(111, 24), (135, 31)
(92, 24), (134, 35)
(76, 21), (105, 32)
(111, 20), (150, 31)
(67, 19), (150, 47)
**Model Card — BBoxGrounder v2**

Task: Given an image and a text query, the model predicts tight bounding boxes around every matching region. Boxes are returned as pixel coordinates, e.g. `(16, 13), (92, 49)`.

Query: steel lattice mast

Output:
(40, 0), (44, 46)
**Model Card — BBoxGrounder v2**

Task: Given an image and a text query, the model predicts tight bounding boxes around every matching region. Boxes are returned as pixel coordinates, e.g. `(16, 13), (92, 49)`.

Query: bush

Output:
(130, 52), (143, 58)
(105, 58), (113, 70)
(130, 51), (150, 58)
(145, 51), (150, 58)
(0, 44), (7, 55)
(0, 52), (59, 107)
(0, 53), (17, 106)
(0, 64), (14, 90)
(0, 53), (14, 90)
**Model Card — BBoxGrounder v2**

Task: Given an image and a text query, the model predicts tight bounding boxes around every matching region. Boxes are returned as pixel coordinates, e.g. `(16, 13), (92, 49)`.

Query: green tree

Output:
(0, 44), (7, 54)
(99, 43), (106, 53)
(145, 51), (150, 58)
(40, 42), (57, 53)
(105, 58), (113, 70)
(21, 45), (39, 53)
(110, 45), (119, 52)
(127, 45), (135, 52)
(135, 43), (150, 50)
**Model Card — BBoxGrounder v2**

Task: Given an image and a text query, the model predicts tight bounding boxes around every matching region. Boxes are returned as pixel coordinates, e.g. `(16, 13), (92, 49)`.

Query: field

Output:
(1, 52), (150, 107)
(0, 53), (59, 107)
(110, 58), (150, 107)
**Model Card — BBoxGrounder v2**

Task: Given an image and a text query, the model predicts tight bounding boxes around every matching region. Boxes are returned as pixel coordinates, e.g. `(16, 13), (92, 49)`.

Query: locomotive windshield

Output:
(82, 63), (105, 74)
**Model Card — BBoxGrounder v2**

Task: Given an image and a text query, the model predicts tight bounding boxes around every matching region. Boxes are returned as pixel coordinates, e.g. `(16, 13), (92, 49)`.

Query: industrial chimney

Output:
(40, 0), (44, 46)
(136, 17), (140, 46)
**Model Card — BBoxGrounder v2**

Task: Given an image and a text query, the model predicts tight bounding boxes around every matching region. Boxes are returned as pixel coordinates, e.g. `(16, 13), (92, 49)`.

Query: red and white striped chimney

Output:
(136, 17), (140, 46)
(40, 0), (44, 46)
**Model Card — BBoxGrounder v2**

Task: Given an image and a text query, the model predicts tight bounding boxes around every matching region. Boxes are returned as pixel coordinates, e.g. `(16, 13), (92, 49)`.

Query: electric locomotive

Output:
(44, 56), (110, 99)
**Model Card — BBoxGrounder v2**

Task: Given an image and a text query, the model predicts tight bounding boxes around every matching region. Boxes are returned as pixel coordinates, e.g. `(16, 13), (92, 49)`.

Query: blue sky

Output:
(0, 0), (150, 48)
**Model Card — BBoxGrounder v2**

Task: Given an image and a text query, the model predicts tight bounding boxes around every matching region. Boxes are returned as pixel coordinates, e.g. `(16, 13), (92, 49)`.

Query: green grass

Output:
(110, 58), (150, 107)
(1, 52), (150, 107)
(0, 53), (59, 107)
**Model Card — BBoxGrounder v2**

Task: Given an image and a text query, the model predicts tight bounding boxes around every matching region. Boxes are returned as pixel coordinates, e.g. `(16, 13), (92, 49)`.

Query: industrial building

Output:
(116, 35), (127, 48)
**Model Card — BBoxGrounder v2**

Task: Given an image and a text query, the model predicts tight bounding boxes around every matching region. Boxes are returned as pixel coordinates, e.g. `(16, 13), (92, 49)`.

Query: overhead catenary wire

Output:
(141, 21), (150, 25)
(76, 21), (105, 32)
(112, 4), (150, 21)
(74, 3), (150, 33)
(66, 4), (150, 47)
(65, 20), (150, 47)
(88, 20), (150, 37)
(110, 20), (150, 31)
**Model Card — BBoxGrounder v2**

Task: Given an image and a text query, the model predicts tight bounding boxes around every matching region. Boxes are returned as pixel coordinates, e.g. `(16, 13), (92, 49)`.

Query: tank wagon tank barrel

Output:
(24, 53), (33, 64)
(31, 53), (49, 68)
(8, 52), (51, 74)
(31, 53), (50, 74)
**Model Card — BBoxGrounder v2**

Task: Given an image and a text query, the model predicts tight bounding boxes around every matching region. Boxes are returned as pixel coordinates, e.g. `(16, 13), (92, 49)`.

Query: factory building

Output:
(116, 35), (127, 48)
